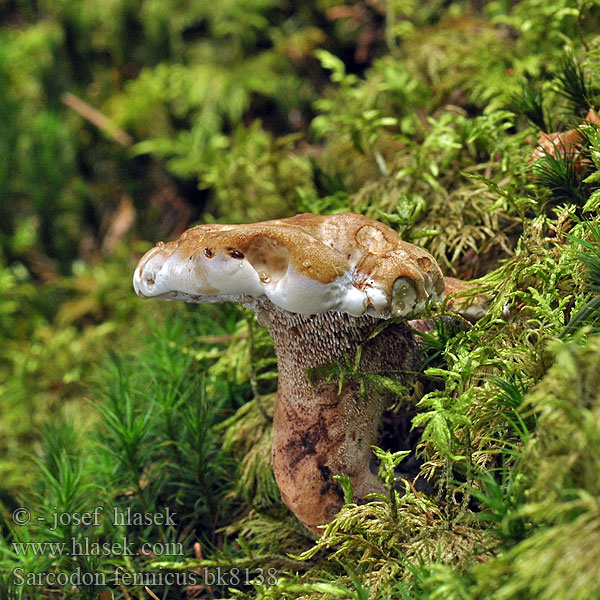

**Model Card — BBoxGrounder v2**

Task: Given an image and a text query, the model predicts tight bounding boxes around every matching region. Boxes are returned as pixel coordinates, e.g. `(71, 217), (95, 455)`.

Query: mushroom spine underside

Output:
(250, 299), (424, 536)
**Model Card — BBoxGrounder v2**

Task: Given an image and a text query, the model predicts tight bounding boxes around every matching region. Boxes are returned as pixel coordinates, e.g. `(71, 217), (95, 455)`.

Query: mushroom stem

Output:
(247, 298), (424, 536)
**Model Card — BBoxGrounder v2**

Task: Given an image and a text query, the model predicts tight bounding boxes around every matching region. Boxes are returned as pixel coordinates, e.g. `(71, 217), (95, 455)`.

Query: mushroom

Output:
(530, 108), (600, 167)
(443, 276), (489, 322)
(133, 212), (476, 536)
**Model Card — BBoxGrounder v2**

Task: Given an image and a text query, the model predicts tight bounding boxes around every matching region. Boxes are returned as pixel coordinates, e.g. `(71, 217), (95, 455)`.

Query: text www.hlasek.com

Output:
(12, 537), (181, 557)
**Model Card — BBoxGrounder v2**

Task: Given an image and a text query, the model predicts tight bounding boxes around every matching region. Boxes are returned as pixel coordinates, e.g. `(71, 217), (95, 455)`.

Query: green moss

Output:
(470, 336), (600, 600)
(4, 0), (600, 598)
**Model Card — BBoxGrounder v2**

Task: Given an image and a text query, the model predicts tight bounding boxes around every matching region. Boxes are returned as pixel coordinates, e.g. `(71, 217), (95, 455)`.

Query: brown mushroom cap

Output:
(133, 212), (445, 317)
(443, 276), (490, 322)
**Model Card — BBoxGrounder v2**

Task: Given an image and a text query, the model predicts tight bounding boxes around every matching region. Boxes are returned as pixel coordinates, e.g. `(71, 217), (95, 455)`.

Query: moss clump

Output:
(470, 336), (600, 600)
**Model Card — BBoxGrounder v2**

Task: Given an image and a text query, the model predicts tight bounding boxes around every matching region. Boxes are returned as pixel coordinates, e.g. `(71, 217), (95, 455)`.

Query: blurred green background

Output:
(2, 1), (600, 599)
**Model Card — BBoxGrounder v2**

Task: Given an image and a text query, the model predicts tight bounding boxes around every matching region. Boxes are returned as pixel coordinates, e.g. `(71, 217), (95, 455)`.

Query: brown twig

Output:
(102, 195), (136, 253)
(144, 587), (160, 600)
(197, 333), (248, 344)
(61, 92), (134, 147)
(406, 478), (434, 524)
